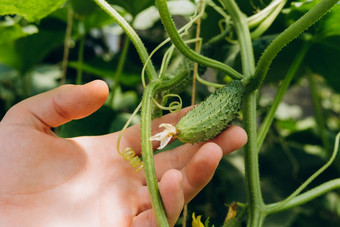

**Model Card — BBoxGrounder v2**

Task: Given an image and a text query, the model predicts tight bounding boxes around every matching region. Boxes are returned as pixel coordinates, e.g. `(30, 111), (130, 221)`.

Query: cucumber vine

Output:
(92, 0), (340, 226)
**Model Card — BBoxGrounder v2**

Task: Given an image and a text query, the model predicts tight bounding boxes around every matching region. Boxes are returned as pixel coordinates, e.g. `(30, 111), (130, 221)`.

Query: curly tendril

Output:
(141, 2), (207, 87)
(152, 93), (183, 113)
(116, 102), (143, 172)
(119, 147), (144, 172)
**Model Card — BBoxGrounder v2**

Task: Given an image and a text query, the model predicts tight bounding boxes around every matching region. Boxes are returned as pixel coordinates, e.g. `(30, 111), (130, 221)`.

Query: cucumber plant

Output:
(92, 0), (339, 226)
(2, 0), (340, 226)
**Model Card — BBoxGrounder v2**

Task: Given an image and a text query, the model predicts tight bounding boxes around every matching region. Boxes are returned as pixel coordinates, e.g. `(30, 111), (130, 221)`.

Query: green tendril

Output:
(116, 102), (143, 172)
(156, 0), (243, 80)
(141, 7), (206, 87)
(196, 73), (224, 88)
(152, 93), (183, 113)
(159, 46), (175, 78)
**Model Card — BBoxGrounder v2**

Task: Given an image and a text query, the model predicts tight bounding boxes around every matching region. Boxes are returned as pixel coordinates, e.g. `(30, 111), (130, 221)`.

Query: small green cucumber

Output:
(176, 80), (244, 143)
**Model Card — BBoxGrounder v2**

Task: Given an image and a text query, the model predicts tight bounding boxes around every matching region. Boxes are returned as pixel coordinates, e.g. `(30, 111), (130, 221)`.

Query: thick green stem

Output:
(155, 0), (243, 80)
(243, 93), (266, 227)
(93, 0), (157, 81)
(141, 82), (169, 227)
(257, 42), (310, 152)
(248, 0), (339, 92)
(222, 0), (265, 225)
(140, 71), (193, 226)
(222, 0), (254, 81)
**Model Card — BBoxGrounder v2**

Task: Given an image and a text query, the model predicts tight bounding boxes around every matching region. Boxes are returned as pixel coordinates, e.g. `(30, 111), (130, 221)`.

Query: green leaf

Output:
(0, 18), (38, 44)
(282, 0), (319, 25)
(0, 0), (68, 22)
(315, 4), (340, 39)
(283, 0), (340, 39)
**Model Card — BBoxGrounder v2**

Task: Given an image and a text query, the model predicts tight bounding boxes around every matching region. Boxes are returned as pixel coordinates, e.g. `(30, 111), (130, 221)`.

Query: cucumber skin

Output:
(176, 80), (244, 143)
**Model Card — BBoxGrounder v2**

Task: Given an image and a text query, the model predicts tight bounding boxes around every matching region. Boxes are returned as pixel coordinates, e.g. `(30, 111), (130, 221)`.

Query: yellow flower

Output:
(192, 212), (204, 227)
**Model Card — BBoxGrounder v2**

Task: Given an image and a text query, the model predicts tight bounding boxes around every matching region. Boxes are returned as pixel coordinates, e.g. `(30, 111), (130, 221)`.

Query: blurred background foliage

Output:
(0, 0), (340, 226)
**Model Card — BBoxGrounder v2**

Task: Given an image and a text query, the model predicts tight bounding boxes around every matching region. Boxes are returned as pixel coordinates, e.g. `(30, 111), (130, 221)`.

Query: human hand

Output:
(0, 80), (247, 226)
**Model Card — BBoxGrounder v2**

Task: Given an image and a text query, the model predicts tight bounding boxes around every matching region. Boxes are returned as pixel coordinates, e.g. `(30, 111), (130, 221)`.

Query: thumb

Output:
(2, 80), (109, 130)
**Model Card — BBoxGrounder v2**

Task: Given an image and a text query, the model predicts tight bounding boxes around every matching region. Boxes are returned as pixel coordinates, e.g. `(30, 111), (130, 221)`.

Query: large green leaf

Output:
(0, 0), (68, 22)
(315, 4), (340, 39)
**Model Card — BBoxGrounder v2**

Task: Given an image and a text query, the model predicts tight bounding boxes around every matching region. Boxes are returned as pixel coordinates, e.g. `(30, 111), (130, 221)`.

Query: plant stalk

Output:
(222, 0), (265, 225)
(140, 70), (195, 226)
(141, 81), (169, 227)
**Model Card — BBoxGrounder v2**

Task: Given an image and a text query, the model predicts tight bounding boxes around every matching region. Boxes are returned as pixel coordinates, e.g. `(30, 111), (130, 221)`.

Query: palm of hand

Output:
(0, 81), (247, 226)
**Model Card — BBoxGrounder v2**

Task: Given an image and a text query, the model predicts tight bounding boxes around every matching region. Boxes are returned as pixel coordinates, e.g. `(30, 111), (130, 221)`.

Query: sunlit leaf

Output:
(0, 0), (68, 22)
(315, 4), (340, 39)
